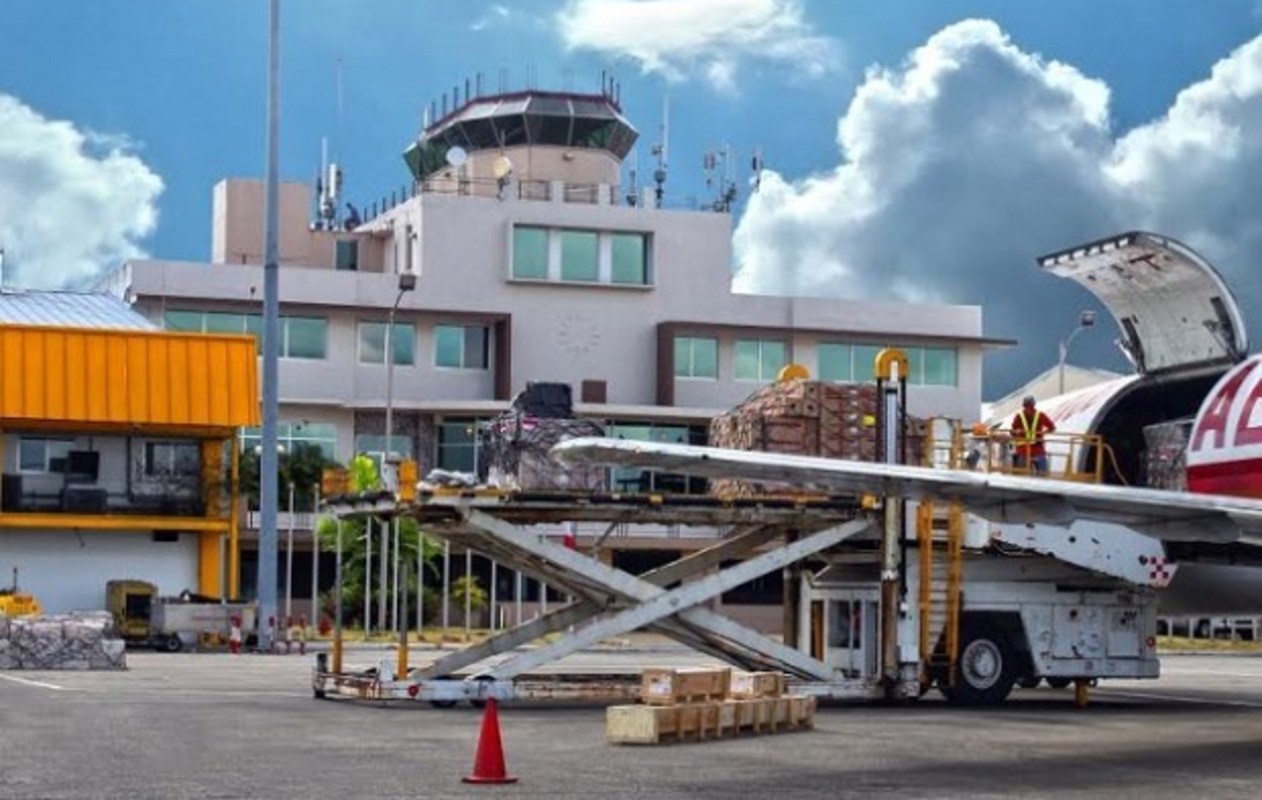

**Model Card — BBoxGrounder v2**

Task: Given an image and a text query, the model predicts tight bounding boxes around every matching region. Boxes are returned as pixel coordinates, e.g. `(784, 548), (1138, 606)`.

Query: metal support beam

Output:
(482, 518), (871, 680)
(416, 602), (592, 679)
(417, 525), (787, 679)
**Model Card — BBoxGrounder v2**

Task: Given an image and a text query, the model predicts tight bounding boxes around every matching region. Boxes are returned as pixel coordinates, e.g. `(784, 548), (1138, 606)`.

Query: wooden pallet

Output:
(606, 695), (816, 745)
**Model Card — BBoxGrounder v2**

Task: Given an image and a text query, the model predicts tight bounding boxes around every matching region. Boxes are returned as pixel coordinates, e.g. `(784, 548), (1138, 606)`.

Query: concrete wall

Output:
(0, 530), (198, 613)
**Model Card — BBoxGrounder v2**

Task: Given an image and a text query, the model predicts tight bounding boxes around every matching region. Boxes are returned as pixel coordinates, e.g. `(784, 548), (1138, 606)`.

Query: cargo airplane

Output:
(554, 232), (1262, 620)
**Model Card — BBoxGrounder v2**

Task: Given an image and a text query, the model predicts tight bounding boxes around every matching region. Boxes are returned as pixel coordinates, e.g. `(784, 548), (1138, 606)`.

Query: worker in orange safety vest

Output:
(1010, 395), (1056, 475)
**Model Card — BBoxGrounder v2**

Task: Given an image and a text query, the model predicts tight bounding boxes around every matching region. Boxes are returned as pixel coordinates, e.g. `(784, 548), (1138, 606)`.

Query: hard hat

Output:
(971, 422), (989, 436)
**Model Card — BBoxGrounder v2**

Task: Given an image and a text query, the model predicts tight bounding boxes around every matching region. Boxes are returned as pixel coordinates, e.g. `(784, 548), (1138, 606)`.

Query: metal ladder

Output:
(917, 498), (964, 689)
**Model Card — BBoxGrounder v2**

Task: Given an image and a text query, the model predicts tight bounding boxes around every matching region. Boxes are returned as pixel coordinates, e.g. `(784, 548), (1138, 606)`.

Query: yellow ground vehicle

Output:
(0, 570), (42, 617)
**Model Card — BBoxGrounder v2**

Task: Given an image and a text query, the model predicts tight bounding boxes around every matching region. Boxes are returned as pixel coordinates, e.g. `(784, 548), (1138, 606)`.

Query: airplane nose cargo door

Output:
(1039, 231), (1248, 376)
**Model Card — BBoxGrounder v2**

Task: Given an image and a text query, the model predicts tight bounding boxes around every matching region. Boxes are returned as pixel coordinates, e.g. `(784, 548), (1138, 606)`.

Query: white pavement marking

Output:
(1097, 689), (1262, 709)
(0, 673), (72, 691)
(1159, 668), (1262, 679)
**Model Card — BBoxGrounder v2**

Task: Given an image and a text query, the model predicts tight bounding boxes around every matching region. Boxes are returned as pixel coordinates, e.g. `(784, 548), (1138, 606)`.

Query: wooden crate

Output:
(729, 671), (787, 699)
(642, 667), (732, 705)
(607, 696), (816, 745)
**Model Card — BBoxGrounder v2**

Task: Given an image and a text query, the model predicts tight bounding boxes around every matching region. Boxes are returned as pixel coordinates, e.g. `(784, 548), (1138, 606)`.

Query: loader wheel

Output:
(429, 676), (458, 709)
(941, 624), (1017, 706)
(1046, 677), (1072, 689)
(468, 675), (496, 709)
(1017, 675), (1041, 689)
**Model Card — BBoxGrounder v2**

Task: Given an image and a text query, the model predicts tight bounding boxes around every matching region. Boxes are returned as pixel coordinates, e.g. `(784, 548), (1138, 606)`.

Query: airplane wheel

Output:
(941, 624), (1017, 706)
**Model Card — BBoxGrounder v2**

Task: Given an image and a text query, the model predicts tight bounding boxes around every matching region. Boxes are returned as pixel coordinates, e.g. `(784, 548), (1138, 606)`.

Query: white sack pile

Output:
(0, 611), (127, 670)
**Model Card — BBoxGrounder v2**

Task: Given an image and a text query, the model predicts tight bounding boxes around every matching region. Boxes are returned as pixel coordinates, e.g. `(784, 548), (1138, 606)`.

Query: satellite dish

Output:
(445, 146), (468, 168)
(492, 155), (514, 180)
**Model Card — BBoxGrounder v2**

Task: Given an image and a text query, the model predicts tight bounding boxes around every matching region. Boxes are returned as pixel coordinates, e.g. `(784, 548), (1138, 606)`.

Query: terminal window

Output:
(674, 336), (718, 379)
(511, 226), (549, 279)
(17, 437), (74, 474)
(734, 339), (788, 381)
(818, 342), (957, 386)
(611, 233), (648, 284)
(358, 322), (415, 365)
(435, 324), (489, 369)
(559, 230), (599, 281)
(144, 441), (201, 477)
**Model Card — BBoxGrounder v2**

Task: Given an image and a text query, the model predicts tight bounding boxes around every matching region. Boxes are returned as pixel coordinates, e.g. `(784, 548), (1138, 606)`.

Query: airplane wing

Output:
(552, 437), (1262, 545)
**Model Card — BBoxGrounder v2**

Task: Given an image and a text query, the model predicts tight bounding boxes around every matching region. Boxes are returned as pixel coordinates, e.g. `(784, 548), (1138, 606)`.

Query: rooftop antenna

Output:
(703, 144), (739, 212)
(651, 95), (669, 208)
(625, 147), (639, 207)
(750, 148), (764, 193)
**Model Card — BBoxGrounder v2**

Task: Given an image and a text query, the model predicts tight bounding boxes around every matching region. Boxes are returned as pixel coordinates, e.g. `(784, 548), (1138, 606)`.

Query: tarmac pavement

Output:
(2, 649), (1261, 799)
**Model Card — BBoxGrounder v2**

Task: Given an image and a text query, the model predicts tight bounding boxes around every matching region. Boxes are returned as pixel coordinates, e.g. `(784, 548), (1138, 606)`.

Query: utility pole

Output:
(256, 0), (282, 652)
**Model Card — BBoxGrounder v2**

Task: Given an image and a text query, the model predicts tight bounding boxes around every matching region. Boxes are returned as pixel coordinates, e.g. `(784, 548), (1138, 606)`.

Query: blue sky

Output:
(1, 0), (1260, 395)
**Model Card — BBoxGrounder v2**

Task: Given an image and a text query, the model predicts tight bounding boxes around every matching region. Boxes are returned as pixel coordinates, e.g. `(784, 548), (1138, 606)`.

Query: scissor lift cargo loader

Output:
(312, 491), (879, 706)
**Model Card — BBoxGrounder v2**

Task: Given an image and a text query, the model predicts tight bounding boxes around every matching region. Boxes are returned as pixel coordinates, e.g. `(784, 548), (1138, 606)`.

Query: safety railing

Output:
(922, 418), (1106, 484)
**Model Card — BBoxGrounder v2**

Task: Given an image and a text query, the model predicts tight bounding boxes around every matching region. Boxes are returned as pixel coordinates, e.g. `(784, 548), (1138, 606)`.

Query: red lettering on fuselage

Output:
(1190, 360), (1260, 453)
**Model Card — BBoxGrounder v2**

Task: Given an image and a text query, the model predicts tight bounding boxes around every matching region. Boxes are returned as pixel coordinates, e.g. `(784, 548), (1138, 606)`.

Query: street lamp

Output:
(381, 271), (415, 643)
(1057, 309), (1096, 395)
(383, 271), (416, 491)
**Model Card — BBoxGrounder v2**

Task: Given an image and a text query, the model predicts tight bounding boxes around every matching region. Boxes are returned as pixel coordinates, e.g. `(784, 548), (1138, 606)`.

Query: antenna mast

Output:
(652, 96), (669, 208)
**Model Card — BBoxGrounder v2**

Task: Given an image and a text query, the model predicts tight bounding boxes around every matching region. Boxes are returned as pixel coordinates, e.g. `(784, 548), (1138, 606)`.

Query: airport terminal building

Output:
(99, 84), (1004, 626)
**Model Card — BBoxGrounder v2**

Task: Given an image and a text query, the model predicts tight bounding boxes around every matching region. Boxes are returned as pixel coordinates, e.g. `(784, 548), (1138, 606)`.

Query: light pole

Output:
(380, 271), (414, 636)
(1057, 310), (1097, 395)
(382, 271), (417, 492)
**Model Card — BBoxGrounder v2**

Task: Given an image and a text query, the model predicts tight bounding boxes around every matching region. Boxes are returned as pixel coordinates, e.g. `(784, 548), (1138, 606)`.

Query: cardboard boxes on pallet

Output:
(608, 667), (811, 744)
(642, 667), (733, 705)
(709, 380), (925, 497)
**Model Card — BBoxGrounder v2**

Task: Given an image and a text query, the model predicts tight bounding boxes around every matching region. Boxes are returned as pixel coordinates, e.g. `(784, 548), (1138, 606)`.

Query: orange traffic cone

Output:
(463, 698), (517, 785)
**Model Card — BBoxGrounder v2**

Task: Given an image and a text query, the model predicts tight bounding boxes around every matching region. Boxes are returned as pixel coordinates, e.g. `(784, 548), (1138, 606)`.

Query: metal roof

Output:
(0, 290), (156, 331)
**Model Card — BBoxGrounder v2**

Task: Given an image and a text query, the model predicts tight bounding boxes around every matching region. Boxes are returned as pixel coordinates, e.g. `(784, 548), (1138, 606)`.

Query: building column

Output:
(229, 435), (241, 599)
(198, 532), (224, 598)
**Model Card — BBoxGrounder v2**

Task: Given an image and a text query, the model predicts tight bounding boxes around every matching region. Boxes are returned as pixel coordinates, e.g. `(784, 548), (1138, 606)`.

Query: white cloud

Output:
(556, 0), (839, 90)
(0, 94), (162, 290)
(471, 3), (512, 31)
(731, 19), (1262, 393)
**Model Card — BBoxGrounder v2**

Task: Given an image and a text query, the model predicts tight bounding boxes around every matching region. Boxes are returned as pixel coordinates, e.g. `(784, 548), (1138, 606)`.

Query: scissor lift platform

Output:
(313, 490), (881, 706)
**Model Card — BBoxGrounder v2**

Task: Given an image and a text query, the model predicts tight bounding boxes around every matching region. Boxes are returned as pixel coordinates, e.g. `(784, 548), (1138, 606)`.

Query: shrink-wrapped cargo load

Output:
(481, 382), (608, 491)
(708, 380), (925, 496)
(1142, 419), (1192, 492)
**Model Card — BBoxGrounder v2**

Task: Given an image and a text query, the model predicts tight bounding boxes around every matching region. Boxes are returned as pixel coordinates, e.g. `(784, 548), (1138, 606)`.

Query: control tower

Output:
(403, 86), (638, 195)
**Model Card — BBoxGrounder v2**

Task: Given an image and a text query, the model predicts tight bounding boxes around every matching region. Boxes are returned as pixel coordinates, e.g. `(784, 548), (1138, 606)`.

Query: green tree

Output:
(239, 441), (336, 511)
(314, 454), (445, 629)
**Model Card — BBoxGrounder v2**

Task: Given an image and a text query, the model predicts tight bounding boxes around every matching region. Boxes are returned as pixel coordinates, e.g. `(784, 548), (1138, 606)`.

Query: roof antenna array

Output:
(651, 96), (669, 208)
(314, 58), (345, 230)
(750, 149), (764, 193)
(703, 144), (739, 213)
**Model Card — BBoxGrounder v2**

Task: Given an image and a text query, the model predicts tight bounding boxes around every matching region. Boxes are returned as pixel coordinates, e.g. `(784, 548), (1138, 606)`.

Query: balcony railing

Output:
(1, 476), (221, 518)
